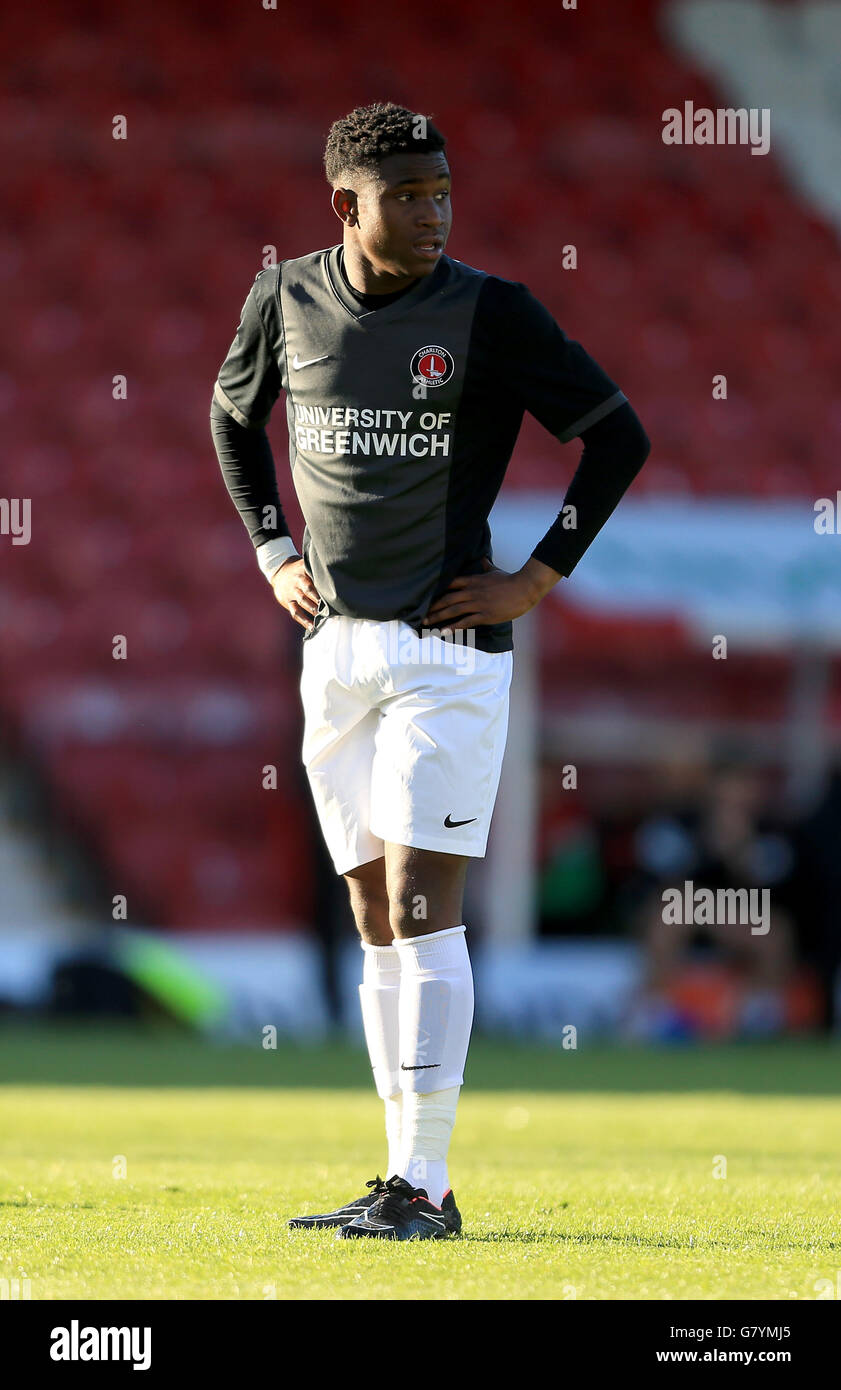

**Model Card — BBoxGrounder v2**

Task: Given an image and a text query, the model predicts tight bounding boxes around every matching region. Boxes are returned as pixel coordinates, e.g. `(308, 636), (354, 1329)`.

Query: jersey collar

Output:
(325, 244), (450, 326)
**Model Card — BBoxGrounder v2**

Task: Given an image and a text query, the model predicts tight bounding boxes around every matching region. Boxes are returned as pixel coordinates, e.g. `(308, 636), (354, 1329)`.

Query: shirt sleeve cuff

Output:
(256, 536), (300, 582)
(530, 533), (577, 575)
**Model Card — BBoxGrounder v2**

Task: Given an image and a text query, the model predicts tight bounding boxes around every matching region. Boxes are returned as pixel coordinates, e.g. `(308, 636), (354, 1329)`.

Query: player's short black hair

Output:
(323, 102), (447, 186)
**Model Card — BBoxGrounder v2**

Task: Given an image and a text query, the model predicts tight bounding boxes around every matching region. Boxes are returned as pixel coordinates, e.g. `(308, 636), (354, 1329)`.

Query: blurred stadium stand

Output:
(1, 0), (840, 1033)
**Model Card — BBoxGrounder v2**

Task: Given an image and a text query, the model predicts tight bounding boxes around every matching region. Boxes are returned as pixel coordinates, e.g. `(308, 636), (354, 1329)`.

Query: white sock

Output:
(394, 924), (474, 1205)
(383, 1094), (403, 1179)
(400, 1087), (460, 1206)
(358, 941), (403, 1177)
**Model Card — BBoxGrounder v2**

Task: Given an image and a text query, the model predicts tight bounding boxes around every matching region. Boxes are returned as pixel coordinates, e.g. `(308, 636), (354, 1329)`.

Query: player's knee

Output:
(386, 847), (467, 937)
(344, 862), (392, 943)
(388, 887), (457, 937)
(386, 868), (428, 935)
(355, 907), (393, 945)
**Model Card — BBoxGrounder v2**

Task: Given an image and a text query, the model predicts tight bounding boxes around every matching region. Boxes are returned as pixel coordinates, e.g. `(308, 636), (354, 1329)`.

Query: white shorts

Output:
(299, 616), (514, 875)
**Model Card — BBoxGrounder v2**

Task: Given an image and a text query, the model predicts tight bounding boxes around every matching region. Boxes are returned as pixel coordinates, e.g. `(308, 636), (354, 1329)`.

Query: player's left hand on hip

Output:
(423, 557), (543, 629)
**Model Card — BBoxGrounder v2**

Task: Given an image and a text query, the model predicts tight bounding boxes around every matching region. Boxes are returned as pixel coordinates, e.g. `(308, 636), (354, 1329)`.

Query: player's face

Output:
(336, 152), (452, 283)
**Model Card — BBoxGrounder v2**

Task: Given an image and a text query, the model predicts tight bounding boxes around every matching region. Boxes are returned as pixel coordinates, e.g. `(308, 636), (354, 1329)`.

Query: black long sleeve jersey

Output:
(210, 245), (650, 653)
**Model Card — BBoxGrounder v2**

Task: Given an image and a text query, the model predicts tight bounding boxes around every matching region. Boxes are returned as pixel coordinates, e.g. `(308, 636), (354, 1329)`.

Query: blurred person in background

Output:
(536, 760), (608, 936)
(626, 758), (806, 1041)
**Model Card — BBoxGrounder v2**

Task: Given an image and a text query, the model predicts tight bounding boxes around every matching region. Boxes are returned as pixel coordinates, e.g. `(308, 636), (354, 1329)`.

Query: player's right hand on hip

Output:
(270, 556), (320, 631)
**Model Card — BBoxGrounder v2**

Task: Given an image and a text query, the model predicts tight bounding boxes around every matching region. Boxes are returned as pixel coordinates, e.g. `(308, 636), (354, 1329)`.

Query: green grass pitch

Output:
(1, 1026), (839, 1300)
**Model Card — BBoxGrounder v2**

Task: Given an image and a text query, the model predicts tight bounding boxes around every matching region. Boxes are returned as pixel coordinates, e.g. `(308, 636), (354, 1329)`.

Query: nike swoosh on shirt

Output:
(401, 1063), (441, 1071)
(443, 814), (477, 828)
(292, 353), (329, 370)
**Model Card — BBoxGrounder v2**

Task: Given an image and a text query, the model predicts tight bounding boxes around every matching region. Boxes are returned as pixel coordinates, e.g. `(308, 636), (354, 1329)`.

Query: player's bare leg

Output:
(385, 844), (469, 940)
(344, 856), (392, 946)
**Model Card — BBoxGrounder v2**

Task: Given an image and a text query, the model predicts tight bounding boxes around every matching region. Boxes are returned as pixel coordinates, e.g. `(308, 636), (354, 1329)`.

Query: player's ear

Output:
(331, 187), (357, 225)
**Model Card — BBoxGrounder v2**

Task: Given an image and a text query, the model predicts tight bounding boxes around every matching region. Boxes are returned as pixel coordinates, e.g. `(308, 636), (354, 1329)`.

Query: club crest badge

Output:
(410, 345), (454, 389)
